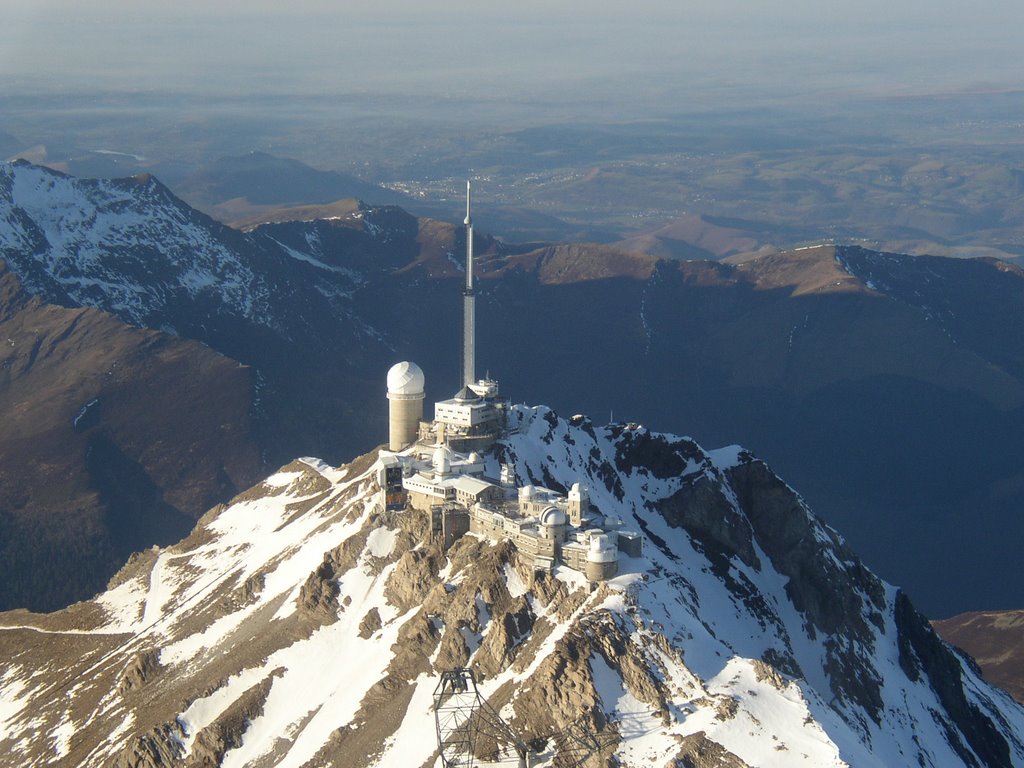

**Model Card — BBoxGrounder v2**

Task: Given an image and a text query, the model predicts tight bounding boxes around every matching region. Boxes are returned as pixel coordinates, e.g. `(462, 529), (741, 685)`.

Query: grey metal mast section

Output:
(462, 180), (476, 389)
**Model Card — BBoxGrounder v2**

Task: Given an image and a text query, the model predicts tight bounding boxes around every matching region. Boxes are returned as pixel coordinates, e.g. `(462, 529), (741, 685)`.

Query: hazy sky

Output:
(4, 0), (1024, 105)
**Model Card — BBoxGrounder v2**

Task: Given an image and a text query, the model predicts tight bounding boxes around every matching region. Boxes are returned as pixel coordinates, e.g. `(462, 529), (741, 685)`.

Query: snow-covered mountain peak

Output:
(0, 160), (414, 346)
(1, 160), (272, 328)
(2, 405), (1022, 767)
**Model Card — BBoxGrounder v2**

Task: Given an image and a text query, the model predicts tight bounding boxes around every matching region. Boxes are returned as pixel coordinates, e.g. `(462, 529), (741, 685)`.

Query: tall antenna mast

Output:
(462, 180), (476, 389)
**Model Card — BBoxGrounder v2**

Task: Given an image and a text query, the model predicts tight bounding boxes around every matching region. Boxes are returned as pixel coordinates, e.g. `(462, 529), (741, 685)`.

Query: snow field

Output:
(0, 669), (29, 741)
(591, 652), (677, 765)
(163, 460), (414, 767)
(682, 657), (845, 768)
(218, 570), (416, 767)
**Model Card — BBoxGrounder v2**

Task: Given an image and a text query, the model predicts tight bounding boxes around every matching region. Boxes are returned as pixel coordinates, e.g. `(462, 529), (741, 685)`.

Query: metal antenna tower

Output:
(433, 668), (529, 767)
(462, 181), (476, 389)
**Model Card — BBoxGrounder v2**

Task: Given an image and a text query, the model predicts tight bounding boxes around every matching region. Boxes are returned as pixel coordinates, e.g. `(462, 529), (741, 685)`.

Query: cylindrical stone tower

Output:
(585, 532), (618, 581)
(387, 361), (425, 451)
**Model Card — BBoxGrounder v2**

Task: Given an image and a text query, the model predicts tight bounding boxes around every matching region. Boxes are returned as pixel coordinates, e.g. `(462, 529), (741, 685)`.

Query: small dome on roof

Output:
(433, 445), (453, 474)
(387, 361), (425, 396)
(539, 506), (567, 527)
(519, 485), (535, 500)
(467, 452), (481, 463)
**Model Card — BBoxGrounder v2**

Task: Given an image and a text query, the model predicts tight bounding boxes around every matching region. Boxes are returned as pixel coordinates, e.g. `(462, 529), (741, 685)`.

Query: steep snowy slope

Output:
(0, 160), (271, 329)
(1, 406), (1021, 768)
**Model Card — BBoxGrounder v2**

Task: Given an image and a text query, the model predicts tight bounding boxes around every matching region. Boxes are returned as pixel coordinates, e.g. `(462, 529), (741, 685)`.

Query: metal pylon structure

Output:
(433, 668), (528, 767)
(432, 669), (620, 768)
(548, 717), (619, 768)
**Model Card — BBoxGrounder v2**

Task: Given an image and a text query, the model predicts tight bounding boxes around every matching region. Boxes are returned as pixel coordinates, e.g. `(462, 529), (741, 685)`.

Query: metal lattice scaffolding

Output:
(433, 668), (528, 767)
(432, 668), (619, 768)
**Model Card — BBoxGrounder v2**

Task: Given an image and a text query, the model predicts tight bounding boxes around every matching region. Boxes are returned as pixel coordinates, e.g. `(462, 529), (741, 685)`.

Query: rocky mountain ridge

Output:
(2, 406), (1022, 767)
(4, 159), (1024, 617)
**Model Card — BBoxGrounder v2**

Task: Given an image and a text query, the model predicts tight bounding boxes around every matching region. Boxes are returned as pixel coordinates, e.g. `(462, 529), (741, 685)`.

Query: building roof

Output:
(452, 385), (481, 402)
(452, 475), (495, 496)
(539, 506), (567, 527)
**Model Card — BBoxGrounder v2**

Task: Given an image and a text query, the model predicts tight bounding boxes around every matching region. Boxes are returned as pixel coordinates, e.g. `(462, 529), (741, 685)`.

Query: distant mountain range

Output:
(3, 407), (1023, 767)
(3, 160), (1024, 621)
(614, 212), (779, 260)
(173, 150), (412, 221)
(170, 150), (585, 243)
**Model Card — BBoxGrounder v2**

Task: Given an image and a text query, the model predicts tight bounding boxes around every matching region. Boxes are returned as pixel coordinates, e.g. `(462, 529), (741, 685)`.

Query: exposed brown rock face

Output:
(185, 677), (276, 768)
(673, 732), (750, 768)
(298, 560), (342, 623)
(934, 610), (1024, 705)
(117, 649), (162, 696)
(0, 260), (262, 611)
(111, 723), (185, 768)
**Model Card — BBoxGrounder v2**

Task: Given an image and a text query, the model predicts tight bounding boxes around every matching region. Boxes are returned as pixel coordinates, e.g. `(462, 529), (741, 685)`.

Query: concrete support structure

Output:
(387, 361), (426, 451)
(462, 181), (476, 389)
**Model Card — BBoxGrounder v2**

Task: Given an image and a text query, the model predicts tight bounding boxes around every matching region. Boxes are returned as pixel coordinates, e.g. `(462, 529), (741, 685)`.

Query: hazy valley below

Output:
(4, 85), (1024, 259)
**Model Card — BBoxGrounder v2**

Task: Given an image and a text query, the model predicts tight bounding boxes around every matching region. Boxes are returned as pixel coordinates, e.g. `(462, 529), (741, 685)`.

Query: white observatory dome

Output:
(432, 445), (453, 475)
(539, 506), (567, 527)
(387, 361), (425, 396)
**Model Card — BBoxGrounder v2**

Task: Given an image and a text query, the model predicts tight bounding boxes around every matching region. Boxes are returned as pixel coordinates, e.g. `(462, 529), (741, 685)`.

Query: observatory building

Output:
(376, 448), (643, 580)
(420, 383), (505, 452)
(386, 361), (425, 451)
(377, 183), (641, 582)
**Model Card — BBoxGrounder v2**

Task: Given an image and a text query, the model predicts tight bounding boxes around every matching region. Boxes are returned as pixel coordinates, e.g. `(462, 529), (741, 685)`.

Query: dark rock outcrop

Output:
(896, 592), (1016, 768)
(112, 722), (185, 768)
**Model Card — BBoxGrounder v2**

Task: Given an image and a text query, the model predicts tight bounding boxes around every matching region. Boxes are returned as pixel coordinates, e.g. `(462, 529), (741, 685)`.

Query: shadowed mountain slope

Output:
(0, 259), (262, 611)
(3, 160), (1024, 617)
(176, 150), (411, 207)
